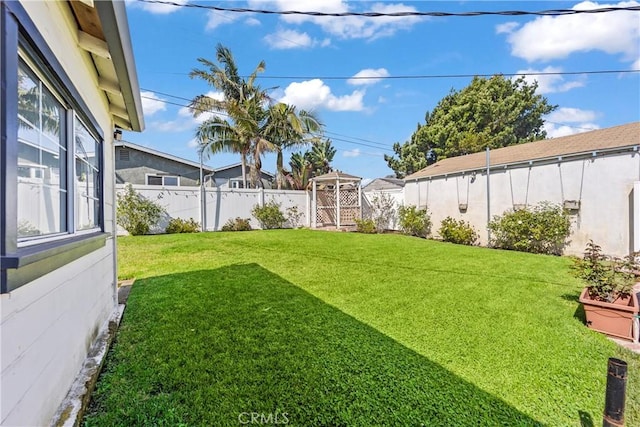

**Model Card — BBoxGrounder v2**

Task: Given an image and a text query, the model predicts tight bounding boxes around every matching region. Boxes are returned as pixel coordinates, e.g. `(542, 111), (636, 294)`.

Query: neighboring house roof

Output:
(71, 1), (144, 131)
(406, 122), (640, 181)
(312, 171), (362, 182)
(215, 162), (275, 177)
(363, 177), (405, 190)
(115, 141), (215, 172)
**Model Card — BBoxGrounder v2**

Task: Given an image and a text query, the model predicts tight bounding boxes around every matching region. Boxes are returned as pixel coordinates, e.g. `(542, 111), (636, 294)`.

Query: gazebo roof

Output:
(311, 171), (362, 182)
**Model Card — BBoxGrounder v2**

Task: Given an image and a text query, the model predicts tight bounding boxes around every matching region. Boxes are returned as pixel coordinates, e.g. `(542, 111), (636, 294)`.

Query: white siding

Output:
(404, 151), (640, 257)
(1, 2), (118, 425)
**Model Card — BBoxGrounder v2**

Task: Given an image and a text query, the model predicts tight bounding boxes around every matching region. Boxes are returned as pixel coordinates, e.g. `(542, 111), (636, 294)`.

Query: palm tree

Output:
(309, 138), (336, 176)
(262, 103), (322, 189)
(287, 151), (313, 190)
(189, 43), (266, 188)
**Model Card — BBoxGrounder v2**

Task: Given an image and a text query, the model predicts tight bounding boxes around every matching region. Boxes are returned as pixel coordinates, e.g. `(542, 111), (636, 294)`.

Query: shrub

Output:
(221, 217), (252, 232)
(117, 184), (164, 235)
(439, 217), (479, 245)
(355, 218), (376, 234)
(286, 206), (304, 228)
(252, 201), (286, 229)
(166, 218), (200, 234)
(571, 240), (638, 302)
(368, 193), (397, 232)
(398, 205), (431, 238)
(488, 202), (571, 255)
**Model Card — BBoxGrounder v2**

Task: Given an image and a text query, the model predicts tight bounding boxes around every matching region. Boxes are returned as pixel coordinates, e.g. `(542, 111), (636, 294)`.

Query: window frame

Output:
(1, 2), (108, 293)
(145, 174), (180, 187)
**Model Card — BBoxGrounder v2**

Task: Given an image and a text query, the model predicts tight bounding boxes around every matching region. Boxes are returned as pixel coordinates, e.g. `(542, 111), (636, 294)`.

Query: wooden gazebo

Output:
(310, 171), (362, 229)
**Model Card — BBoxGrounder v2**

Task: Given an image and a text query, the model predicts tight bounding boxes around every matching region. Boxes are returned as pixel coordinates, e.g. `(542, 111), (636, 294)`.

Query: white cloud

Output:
(245, 17), (262, 26)
(128, 0), (189, 15)
(347, 68), (390, 85)
(515, 66), (586, 94)
(495, 22), (519, 34)
(547, 107), (598, 123)
(279, 79), (365, 111)
(249, 0), (424, 40)
(343, 148), (361, 157)
(504, 1), (640, 63)
(632, 57), (640, 69)
(141, 91), (166, 116)
(544, 107), (600, 137)
(206, 10), (242, 30)
(264, 29), (330, 49)
(187, 138), (200, 148)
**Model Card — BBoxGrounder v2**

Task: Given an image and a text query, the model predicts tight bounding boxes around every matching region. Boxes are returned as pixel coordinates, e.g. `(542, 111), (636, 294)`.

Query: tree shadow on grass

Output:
(86, 264), (544, 427)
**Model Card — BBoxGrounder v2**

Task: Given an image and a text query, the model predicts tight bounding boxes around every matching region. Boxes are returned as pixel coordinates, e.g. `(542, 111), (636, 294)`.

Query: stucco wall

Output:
(404, 150), (640, 257)
(1, 2), (118, 425)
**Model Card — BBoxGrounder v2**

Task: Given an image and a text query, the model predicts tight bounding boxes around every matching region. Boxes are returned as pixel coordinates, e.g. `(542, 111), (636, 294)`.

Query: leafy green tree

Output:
(385, 75), (556, 178)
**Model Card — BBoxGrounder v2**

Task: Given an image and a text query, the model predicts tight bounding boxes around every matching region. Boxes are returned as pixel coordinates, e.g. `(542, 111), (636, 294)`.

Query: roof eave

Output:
(95, 1), (144, 132)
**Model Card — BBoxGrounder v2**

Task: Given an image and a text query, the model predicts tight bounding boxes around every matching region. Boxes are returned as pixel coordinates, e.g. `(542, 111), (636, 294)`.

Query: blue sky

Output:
(122, 0), (640, 180)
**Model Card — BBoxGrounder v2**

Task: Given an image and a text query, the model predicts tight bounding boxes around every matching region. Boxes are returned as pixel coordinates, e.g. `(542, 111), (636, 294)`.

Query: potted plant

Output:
(572, 240), (639, 341)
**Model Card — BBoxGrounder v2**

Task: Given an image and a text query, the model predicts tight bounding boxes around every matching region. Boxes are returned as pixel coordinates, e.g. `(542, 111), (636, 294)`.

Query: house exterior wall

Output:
(404, 150), (640, 257)
(117, 185), (308, 232)
(1, 2), (118, 425)
(213, 165), (274, 189)
(115, 147), (205, 187)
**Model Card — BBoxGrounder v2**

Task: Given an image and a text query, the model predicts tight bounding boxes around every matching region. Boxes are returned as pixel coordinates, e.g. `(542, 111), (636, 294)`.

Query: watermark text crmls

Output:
(238, 412), (289, 425)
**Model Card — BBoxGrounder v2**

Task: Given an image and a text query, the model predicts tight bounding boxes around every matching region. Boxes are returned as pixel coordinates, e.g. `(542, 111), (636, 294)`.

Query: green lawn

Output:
(85, 229), (639, 426)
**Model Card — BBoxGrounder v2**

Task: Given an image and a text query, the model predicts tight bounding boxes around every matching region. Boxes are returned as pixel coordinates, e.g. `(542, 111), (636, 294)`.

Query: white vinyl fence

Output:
(362, 189), (404, 231)
(116, 184), (309, 233)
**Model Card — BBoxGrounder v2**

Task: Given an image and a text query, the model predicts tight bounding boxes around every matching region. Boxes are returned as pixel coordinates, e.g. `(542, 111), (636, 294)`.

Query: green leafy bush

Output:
(221, 217), (252, 231)
(488, 202), (571, 255)
(252, 201), (286, 229)
(572, 240), (638, 302)
(117, 184), (164, 235)
(166, 218), (200, 234)
(355, 218), (376, 234)
(367, 193), (397, 232)
(439, 217), (479, 245)
(398, 205), (431, 238)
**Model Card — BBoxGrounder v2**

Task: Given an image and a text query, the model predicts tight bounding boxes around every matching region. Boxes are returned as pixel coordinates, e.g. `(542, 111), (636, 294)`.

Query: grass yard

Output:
(85, 229), (639, 426)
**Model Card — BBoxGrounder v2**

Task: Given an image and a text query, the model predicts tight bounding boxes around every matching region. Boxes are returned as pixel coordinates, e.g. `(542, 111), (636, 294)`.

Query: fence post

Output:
(603, 357), (627, 427)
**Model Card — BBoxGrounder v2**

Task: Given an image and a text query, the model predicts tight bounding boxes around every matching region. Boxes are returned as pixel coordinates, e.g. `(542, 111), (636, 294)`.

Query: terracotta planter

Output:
(579, 288), (639, 341)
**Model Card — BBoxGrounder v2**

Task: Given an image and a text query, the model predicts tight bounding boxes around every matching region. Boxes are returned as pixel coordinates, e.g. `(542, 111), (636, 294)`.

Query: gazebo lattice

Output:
(310, 171), (362, 229)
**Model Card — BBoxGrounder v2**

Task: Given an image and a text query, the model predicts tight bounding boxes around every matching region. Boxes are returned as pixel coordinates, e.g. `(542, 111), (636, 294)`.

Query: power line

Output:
(136, 0), (640, 17)
(253, 69), (640, 81)
(139, 94), (396, 152)
(141, 69), (640, 82)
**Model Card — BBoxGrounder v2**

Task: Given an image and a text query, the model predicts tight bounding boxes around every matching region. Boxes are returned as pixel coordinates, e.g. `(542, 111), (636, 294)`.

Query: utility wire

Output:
(141, 69), (639, 81)
(136, 0), (640, 17)
(139, 94), (396, 152)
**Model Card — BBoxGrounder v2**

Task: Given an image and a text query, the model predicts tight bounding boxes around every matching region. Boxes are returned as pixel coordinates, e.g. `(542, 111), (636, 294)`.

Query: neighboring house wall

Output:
(1, 2), (142, 426)
(213, 165), (274, 189)
(405, 150), (639, 257)
(115, 146), (208, 187)
(117, 185), (308, 231)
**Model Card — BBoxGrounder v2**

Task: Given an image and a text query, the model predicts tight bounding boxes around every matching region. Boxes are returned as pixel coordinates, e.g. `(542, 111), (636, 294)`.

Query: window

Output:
(229, 179), (244, 189)
(1, 2), (107, 292)
(146, 174), (180, 186)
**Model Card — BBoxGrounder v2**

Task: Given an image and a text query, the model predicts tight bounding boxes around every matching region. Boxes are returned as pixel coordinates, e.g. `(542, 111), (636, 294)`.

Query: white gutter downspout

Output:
(486, 147), (491, 244)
